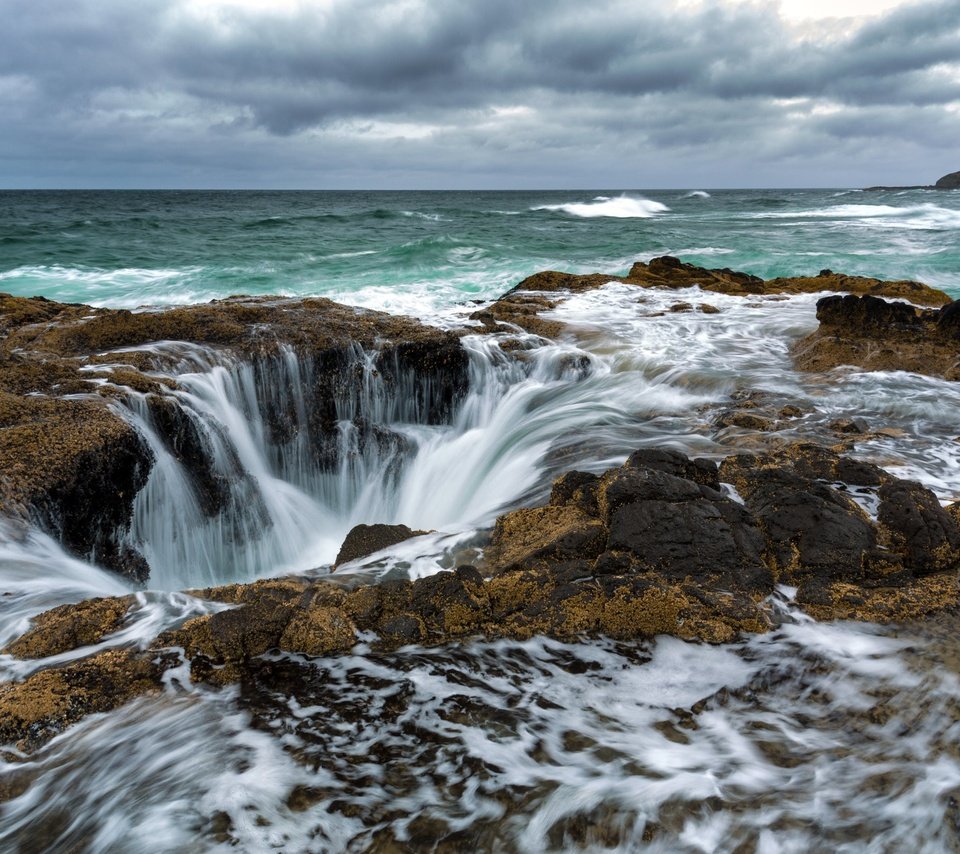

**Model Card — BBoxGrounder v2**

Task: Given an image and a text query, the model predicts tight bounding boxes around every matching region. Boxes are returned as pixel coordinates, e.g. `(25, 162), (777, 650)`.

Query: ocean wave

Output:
(400, 210), (446, 221)
(753, 202), (960, 229)
(683, 190), (711, 198)
(0, 264), (201, 286)
(532, 195), (670, 218)
(676, 246), (734, 256)
(321, 249), (379, 260)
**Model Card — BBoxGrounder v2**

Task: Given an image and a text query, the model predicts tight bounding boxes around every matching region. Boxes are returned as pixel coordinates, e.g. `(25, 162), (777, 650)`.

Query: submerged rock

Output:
(793, 293), (960, 378)
(333, 523), (431, 568)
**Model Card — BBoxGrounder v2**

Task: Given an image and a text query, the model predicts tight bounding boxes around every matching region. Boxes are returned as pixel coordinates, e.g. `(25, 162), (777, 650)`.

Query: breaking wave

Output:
(753, 203), (960, 230)
(533, 195), (670, 219)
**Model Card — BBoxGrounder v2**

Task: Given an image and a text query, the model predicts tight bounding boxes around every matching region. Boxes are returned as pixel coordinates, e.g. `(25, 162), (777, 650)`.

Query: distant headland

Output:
(864, 170), (960, 191)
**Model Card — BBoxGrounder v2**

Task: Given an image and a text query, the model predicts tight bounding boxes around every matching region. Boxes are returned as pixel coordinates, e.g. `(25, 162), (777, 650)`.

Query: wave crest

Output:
(533, 195), (670, 219)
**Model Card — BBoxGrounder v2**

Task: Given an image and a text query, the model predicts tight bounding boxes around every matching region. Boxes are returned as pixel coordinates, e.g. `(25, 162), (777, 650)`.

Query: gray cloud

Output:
(0, 0), (958, 187)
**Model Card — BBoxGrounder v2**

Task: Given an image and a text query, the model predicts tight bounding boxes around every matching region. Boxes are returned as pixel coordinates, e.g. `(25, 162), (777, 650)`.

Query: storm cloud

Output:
(1, 0), (958, 187)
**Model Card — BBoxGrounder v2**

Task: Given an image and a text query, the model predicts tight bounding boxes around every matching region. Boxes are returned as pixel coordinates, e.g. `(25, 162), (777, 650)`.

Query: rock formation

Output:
(793, 293), (960, 378)
(333, 523), (431, 568)
(0, 293), (470, 579)
(4, 445), (958, 750)
(474, 256), (950, 337)
(864, 170), (959, 191)
(935, 171), (960, 190)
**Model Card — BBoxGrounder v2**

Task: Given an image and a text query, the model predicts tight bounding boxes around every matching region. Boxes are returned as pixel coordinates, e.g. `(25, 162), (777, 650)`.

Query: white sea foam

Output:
(683, 190), (711, 198)
(6, 613), (959, 852)
(400, 210), (446, 221)
(533, 195), (670, 218)
(753, 202), (960, 229)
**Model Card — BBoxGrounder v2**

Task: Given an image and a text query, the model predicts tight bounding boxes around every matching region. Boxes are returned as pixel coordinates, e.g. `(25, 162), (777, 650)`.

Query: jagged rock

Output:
(877, 480), (960, 574)
(486, 505), (607, 573)
(8, 444), (960, 749)
(718, 444), (958, 600)
(475, 257), (949, 338)
(624, 448), (721, 490)
(333, 523), (432, 568)
(793, 294), (960, 378)
(489, 450), (773, 601)
(720, 452), (878, 583)
(0, 392), (154, 580)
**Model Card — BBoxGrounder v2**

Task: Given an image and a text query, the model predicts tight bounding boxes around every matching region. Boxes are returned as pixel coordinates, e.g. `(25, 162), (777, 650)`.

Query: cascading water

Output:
(93, 284), (960, 592)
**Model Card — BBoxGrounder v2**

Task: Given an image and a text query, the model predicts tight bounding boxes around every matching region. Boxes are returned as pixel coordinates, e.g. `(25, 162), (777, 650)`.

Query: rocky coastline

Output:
(863, 169), (960, 191)
(2, 258), (960, 751)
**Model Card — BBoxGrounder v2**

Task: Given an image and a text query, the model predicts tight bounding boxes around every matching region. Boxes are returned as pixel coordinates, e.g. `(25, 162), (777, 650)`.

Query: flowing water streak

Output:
(4, 604), (960, 852)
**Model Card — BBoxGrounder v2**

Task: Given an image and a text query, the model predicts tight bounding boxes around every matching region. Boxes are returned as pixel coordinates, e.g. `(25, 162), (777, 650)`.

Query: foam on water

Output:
(753, 202), (960, 230)
(5, 609), (960, 852)
(533, 195), (670, 218)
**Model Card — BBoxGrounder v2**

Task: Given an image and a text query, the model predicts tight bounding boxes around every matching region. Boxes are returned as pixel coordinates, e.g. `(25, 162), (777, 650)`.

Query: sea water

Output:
(1, 188), (960, 852)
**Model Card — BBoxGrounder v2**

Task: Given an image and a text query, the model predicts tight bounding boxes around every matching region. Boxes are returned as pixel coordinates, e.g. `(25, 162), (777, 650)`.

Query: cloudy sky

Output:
(1, 0), (958, 188)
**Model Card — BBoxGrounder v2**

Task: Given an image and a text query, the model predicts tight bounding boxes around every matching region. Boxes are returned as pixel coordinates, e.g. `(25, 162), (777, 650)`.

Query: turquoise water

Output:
(1, 188), (958, 315)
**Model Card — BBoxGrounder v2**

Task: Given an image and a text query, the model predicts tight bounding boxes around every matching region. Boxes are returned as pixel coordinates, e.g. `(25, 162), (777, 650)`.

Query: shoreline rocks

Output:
(863, 169), (960, 191)
(793, 293), (960, 378)
(0, 293), (470, 580)
(476, 256), (950, 338)
(5, 445), (959, 751)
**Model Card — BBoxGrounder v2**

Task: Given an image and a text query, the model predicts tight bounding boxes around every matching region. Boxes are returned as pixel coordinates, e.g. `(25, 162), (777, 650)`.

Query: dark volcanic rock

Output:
(8, 444), (960, 748)
(334, 523), (431, 569)
(878, 480), (960, 574)
(793, 294), (960, 378)
(720, 452), (877, 583)
(0, 393), (154, 581)
(488, 451), (775, 608)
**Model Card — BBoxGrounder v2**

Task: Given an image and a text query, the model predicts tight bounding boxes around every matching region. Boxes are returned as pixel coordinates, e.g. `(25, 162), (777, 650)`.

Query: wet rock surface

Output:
(333, 523), (431, 568)
(0, 292), (470, 579)
(793, 293), (960, 378)
(0, 649), (164, 752)
(7, 443), (959, 751)
(2, 596), (135, 659)
(473, 256), (950, 338)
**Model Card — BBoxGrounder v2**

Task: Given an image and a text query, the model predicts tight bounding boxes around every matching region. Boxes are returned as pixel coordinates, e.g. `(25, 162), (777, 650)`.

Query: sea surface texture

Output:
(2, 188), (959, 314)
(2, 188), (960, 852)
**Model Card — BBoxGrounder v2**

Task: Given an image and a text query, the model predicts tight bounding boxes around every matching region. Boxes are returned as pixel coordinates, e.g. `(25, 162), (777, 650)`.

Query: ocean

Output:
(2, 187), (960, 852)
(2, 188), (959, 316)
